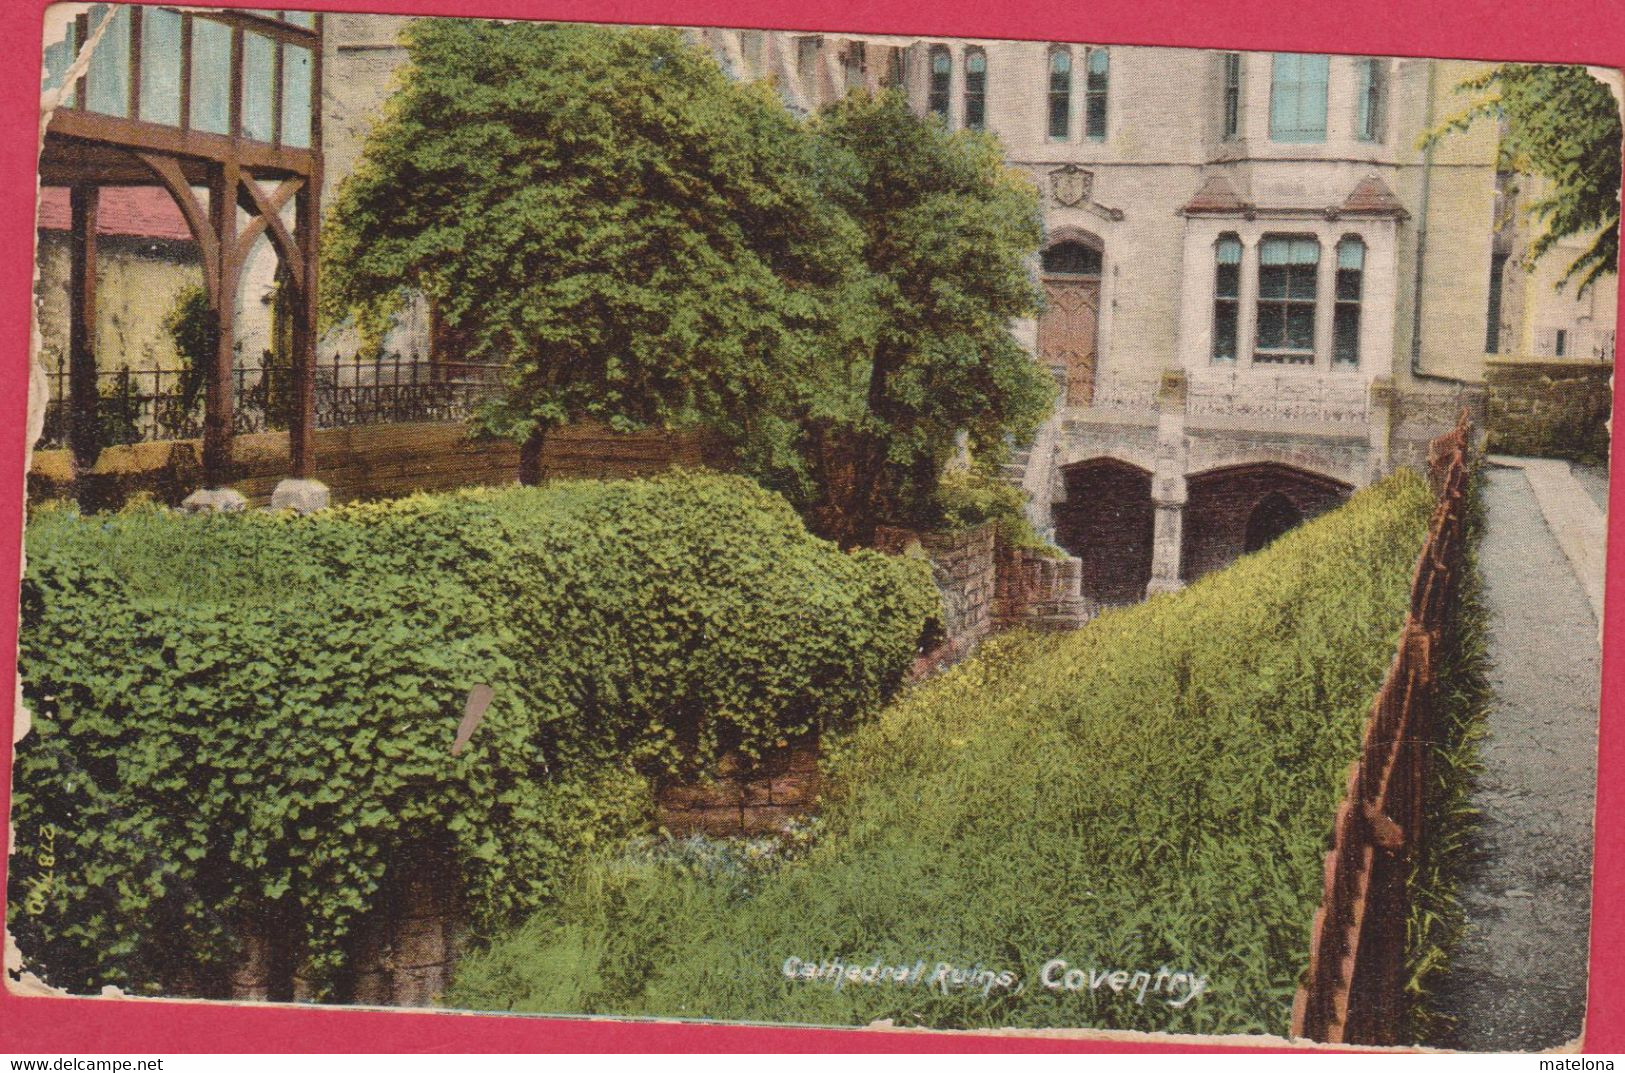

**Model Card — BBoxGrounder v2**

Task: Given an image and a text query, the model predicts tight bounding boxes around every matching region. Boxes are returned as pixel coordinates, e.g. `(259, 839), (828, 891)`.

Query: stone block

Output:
(181, 487), (248, 514)
(270, 477), (331, 514)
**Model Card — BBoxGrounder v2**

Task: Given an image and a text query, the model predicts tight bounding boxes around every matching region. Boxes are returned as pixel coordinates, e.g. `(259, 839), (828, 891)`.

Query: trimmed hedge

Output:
(9, 472), (938, 996)
(445, 470), (1438, 1037)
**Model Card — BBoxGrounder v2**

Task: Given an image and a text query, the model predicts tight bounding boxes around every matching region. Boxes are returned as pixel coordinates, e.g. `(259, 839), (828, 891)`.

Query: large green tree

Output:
(1442, 64), (1622, 294)
(321, 19), (849, 482)
(324, 22), (1055, 545)
(798, 92), (1055, 546)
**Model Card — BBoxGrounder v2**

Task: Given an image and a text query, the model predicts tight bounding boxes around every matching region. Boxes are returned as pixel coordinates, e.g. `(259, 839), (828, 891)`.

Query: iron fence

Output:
(37, 352), (509, 450)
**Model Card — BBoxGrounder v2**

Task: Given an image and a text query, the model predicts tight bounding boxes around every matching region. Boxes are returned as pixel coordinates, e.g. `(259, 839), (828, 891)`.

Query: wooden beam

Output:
(203, 161), (241, 487)
(134, 150), (221, 307)
(68, 185), (100, 472)
(45, 111), (316, 175)
(234, 175), (305, 292)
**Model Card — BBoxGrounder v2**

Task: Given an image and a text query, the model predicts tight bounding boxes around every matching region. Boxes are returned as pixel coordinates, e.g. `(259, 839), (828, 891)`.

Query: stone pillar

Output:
(1147, 370), (1189, 597)
(1367, 376), (1395, 482)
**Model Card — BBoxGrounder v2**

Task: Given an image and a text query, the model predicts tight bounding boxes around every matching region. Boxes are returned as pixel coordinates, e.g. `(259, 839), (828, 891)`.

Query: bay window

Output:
(1333, 237), (1365, 367)
(1212, 235), (1242, 363)
(1255, 236), (1319, 364)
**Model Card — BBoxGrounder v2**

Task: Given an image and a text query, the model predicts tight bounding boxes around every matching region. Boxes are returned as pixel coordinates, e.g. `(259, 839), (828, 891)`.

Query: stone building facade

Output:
(689, 30), (1617, 600)
(308, 21), (1617, 601)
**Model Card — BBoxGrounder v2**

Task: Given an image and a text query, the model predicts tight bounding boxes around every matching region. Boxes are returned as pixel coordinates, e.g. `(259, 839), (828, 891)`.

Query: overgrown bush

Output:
(9, 472), (938, 997)
(445, 470), (1439, 1037)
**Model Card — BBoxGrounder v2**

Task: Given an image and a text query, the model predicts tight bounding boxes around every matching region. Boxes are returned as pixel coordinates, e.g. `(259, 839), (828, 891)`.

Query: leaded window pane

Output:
(928, 47), (951, 118)
(86, 4), (132, 118)
(965, 50), (986, 130)
(1048, 50), (1071, 139)
(241, 30), (276, 141)
(281, 43), (312, 148)
(1269, 52), (1328, 142)
(189, 17), (233, 135)
(43, 20), (78, 106)
(1042, 241), (1101, 276)
(139, 7), (184, 127)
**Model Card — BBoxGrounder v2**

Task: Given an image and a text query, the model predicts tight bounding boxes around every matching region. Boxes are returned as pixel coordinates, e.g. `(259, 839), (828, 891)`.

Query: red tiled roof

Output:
(36, 186), (194, 242)
(1182, 175), (1248, 214)
(1341, 174), (1407, 217)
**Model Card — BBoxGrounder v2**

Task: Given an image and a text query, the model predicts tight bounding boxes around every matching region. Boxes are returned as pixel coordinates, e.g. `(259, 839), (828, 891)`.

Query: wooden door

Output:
(1039, 277), (1100, 406)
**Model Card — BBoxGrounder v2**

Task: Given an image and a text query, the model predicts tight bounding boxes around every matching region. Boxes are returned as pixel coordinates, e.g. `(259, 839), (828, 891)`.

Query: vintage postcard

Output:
(4, 1), (1620, 1054)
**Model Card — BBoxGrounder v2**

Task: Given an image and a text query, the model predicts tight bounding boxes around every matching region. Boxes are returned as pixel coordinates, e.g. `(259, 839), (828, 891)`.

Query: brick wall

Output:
(28, 420), (725, 510)
(874, 521), (998, 666)
(1484, 358), (1612, 463)
(655, 745), (821, 838)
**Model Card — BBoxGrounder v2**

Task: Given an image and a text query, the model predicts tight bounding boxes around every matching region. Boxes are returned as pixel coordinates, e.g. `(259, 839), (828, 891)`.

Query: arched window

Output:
(1334, 237), (1365, 367)
(1048, 49), (1072, 140)
(1212, 234), (1242, 363)
(1042, 240), (1103, 276)
(1084, 47), (1109, 140)
(1255, 235), (1319, 364)
(928, 46), (951, 119)
(964, 48), (987, 130)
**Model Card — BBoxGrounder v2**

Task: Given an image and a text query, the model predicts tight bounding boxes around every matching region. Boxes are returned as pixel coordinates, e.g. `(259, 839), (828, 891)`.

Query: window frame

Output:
(1253, 234), (1321, 365)
(963, 47), (987, 130)
(1332, 236), (1365, 368)
(1221, 52), (1243, 141)
(1354, 57), (1385, 142)
(1268, 53), (1329, 144)
(1084, 47), (1109, 141)
(927, 45), (952, 120)
(1212, 234), (1243, 363)
(1047, 47), (1073, 141)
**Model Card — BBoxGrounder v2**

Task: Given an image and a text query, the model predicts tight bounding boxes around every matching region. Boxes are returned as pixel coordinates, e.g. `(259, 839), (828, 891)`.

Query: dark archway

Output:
(1243, 492), (1303, 553)
(1052, 457), (1153, 606)
(1181, 462), (1352, 582)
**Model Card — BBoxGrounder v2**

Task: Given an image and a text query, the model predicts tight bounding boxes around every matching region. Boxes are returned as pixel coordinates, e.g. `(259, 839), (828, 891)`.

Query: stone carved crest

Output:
(1050, 164), (1093, 207)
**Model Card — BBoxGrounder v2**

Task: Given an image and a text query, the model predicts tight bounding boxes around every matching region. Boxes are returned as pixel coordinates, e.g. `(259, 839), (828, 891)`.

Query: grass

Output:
(1404, 468), (1492, 1042)
(444, 468), (1447, 1038)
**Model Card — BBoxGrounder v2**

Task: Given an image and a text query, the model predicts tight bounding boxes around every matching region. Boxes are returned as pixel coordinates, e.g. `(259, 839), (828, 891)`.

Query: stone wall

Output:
(992, 544), (1091, 630)
(1484, 358), (1612, 463)
(873, 521), (1000, 665)
(655, 745), (821, 838)
(28, 420), (725, 510)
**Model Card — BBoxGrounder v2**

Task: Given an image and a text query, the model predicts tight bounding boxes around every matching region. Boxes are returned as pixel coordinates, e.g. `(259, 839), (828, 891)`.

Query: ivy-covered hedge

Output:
(444, 470), (1439, 1037)
(9, 473), (938, 997)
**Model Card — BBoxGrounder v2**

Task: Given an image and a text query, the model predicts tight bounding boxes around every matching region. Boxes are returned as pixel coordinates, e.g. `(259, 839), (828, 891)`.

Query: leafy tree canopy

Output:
(792, 92), (1053, 545)
(1440, 64), (1622, 294)
(321, 19), (851, 480)
(323, 21), (1054, 543)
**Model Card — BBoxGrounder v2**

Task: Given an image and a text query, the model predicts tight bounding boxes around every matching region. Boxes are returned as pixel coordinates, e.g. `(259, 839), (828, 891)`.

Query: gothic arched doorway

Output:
(1039, 234), (1103, 407)
(1052, 457), (1153, 606)
(1244, 492), (1303, 553)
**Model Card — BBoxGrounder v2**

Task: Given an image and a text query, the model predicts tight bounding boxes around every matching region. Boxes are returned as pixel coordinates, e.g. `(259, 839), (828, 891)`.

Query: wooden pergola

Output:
(39, 4), (323, 487)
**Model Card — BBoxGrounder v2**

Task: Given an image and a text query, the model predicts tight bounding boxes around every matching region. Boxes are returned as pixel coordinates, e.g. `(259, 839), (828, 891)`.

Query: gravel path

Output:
(1431, 464), (1601, 1052)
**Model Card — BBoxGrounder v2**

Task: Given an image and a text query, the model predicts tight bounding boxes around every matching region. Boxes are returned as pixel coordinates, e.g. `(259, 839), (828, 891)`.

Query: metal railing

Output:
(37, 351), (508, 450)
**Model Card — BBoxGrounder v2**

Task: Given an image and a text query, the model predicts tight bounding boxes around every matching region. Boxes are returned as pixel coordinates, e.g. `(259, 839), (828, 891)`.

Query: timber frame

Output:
(39, 6), (323, 486)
